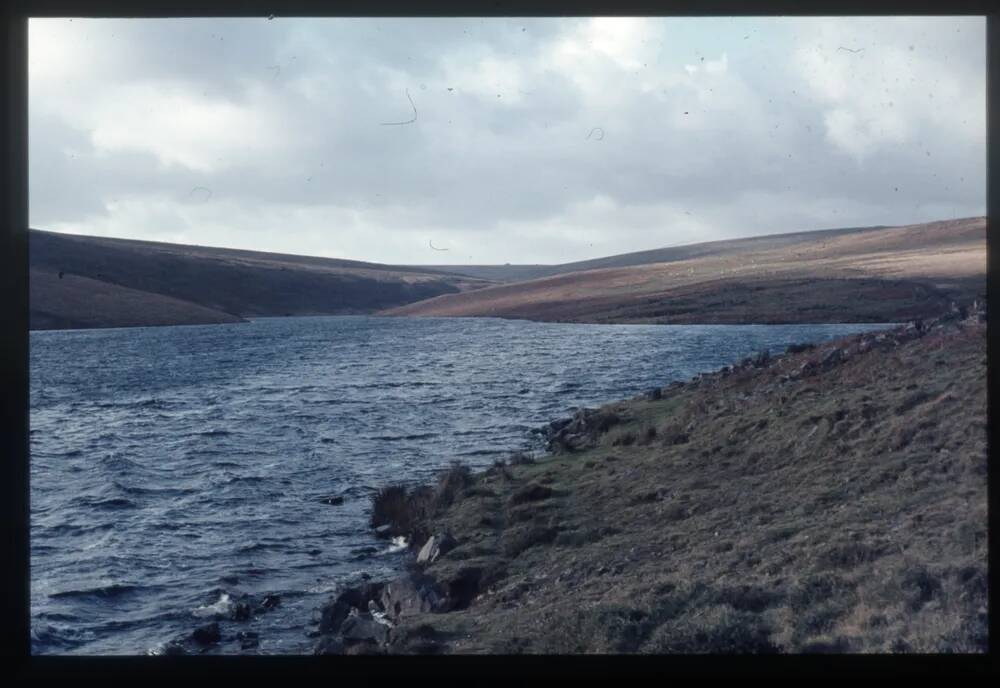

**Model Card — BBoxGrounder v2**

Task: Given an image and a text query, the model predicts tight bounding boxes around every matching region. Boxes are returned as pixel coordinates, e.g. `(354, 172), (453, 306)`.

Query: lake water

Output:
(30, 315), (892, 655)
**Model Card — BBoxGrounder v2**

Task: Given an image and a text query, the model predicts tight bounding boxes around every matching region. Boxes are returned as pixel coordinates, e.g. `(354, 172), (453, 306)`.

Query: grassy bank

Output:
(345, 305), (987, 654)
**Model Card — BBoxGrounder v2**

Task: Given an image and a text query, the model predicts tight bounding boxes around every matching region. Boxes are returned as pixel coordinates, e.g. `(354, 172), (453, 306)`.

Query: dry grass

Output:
(384, 316), (987, 654)
(384, 217), (985, 325)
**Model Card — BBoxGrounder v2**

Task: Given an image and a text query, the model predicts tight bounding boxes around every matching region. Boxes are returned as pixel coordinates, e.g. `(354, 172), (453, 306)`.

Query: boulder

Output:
(319, 495), (345, 506)
(313, 636), (345, 655)
(644, 387), (662, 401)
(416, 533), (458, 565)
(545, 407), (624, 453)
(379, 574), (449, 623)
(260, 594), (281, 611)
(340, 613), (390, 646)
(318, 582), (384, 634)
(236, 631), (259, 650)
(161, 639), (188, 656)
(230, 600), (254, 622)
(191, 622), (221, 646)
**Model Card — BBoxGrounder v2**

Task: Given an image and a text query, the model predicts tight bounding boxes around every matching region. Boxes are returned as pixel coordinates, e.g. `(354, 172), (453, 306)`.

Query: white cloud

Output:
(28, 17), (986, 264)
(791, 17), (985, 161)
(86, 82), (280, 172)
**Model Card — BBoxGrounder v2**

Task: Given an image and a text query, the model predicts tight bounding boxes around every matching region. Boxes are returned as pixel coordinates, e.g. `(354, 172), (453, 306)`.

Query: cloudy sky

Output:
(28, 16), (986, 265)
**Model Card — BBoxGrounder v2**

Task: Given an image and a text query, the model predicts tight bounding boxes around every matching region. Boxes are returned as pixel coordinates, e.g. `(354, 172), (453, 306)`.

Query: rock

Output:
(191, 622), (221, 646)
(230, 600), (254, 622)
(446, 566), (487, 610)
(379, 574), (449, 623)
(345, 641), (384, 655)
(750, 350), (771, 367)
(161, 639), (188, 655)
(340, 613), (390, 646)
(786, 342), (815, 354)
(236, 631), (259, 650)
(644, 387), (662, 401)
(313, 636), (345, 655)
(820, 348), (843, 370)
(319, 495), (345, 506)
(319, 585), (378, 634)
(416, 533), (458, 565)
(545, 407), (624, 453)
(374, 524), (393, 539)
(548, 417), (573, 433)
(799, 360), (819, 378)
(260, 594), (281, 610)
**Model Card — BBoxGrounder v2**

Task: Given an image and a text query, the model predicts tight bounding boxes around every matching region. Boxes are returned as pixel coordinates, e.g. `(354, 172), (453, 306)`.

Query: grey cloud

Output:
(28, 17), (986, 264)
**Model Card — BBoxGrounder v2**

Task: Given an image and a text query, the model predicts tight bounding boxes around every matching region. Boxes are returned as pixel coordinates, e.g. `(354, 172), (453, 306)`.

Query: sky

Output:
(28, 16), (986, 265)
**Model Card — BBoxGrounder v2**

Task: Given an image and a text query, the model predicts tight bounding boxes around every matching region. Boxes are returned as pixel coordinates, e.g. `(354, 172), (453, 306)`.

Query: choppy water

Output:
(30, 315), (892, 655)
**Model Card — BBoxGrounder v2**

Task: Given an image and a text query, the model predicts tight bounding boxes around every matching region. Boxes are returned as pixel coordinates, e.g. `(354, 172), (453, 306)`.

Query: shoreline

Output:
(304, 301), (987, 655)
(31, 310), (907, 333)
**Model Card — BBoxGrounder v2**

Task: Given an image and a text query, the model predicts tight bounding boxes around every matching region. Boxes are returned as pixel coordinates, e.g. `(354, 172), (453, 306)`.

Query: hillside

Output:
(413, 223), (893, 283)
(304, 307), (987, 655)
(385, 217), (986, 324)
(29, 230), (493, 330)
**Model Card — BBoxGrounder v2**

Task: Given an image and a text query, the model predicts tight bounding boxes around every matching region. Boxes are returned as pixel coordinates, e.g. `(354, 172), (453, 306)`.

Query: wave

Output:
(457, 448), (508, 457)
(194, 429), (233, 438)
(50, 583), (144, 600)
(72, 496), (137, 510)
(234, 541), (289, 554)
(192, 591), (234, 619)
(368, 432), (439, 441)
(112, 483), (196, 497)
(41, 522), (116, 537)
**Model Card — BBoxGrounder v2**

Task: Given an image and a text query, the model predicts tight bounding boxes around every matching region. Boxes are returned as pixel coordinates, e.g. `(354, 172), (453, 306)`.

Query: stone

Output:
(313, 636), (345, 655)
(230, 600), (254, 622)
(161, 639), (188, 655)
(236, 631), (259, 650)
(260, 594), (281, 610)
(319, 495), (345, 506)
(379, 574), (449, 623)
(318, 582), (386, 634)
(416, 533), (458, 565)
(191, 622), (221, 646)
(340, 613), (390, 645)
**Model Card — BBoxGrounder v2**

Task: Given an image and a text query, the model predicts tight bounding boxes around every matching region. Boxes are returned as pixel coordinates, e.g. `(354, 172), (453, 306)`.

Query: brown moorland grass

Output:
(382, 315), (987, 654)
(384, 217), (985, 325)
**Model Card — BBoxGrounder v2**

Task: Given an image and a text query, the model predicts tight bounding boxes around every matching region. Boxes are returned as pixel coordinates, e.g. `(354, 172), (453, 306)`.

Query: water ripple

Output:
(30, 315), (891, 655)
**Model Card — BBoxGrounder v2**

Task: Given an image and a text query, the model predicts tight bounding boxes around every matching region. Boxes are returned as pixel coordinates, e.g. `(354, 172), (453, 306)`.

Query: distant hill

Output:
(29, 230), (493, 330)
(411, 224), (895, 283)
(385, 217), (987, 324)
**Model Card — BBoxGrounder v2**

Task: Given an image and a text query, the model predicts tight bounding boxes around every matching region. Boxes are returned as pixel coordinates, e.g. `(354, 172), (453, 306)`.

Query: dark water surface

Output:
(30, 315), (892, 654)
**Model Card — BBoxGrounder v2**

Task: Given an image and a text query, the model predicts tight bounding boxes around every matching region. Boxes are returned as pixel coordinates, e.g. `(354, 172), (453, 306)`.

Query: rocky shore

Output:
(307, 301), (987, 655)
